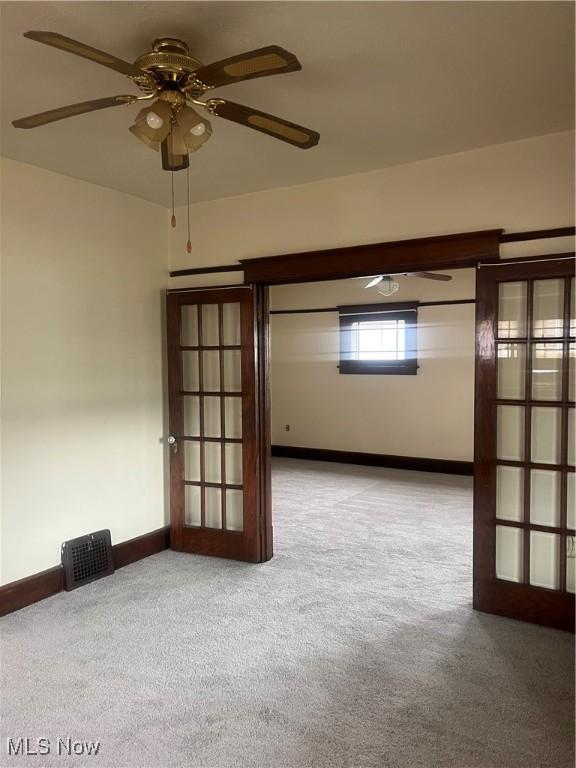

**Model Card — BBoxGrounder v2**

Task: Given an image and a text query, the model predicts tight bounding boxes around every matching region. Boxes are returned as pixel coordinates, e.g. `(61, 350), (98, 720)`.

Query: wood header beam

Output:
(500, 226), (575, 243)
(240, 229), (503, 285)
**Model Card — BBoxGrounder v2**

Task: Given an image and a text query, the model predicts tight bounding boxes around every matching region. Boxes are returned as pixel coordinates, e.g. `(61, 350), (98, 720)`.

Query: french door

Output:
(474, 257), (575, 631)
(167, 286), (271, 562)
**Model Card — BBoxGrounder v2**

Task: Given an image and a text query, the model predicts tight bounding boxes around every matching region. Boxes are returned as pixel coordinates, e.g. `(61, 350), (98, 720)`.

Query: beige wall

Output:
(2, 130), (573, 582)
(166, 131), (573, 460)
(270, 271), (475, 460)
(168, 130), (574, 281)
(1, 158), (169, 584)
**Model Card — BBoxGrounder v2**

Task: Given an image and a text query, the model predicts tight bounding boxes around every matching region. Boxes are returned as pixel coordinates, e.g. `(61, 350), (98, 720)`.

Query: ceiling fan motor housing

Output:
(134, 37), (203, 86)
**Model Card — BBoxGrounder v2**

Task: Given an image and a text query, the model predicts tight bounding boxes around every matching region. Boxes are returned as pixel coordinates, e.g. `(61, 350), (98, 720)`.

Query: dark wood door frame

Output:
(248, 228), (504, 563)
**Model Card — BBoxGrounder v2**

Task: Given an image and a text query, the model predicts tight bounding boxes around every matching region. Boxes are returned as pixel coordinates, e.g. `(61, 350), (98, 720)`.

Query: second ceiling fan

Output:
(357, 271), (452, 296)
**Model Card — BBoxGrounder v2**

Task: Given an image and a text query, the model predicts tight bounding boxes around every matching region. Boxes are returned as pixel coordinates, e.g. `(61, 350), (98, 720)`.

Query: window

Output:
(339, 303), (418, 375)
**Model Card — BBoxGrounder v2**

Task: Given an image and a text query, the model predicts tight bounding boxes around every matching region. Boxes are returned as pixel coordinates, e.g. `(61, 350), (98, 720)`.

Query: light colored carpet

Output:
(1, 458), (574, 768)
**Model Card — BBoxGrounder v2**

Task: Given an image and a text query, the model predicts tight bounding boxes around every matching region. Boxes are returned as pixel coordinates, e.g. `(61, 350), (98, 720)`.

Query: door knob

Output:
(167, 435), (178, 454)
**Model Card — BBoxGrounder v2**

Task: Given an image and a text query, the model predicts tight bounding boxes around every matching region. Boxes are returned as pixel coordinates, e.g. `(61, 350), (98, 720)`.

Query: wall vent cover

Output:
(61, 530), (114, 591)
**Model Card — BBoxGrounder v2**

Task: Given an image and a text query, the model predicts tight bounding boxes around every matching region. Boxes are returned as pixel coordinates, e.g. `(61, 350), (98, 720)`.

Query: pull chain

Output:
(170, 121), (176, 228)
(186, 158), (192, 254)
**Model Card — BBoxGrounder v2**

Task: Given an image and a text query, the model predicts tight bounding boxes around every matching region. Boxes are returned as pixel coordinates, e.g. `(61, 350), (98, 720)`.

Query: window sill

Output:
(338, 363), (418, 376)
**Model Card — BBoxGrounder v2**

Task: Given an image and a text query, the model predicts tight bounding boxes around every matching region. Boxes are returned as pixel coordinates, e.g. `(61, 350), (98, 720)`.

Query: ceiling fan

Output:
(12, 32), (320, 171)
(356, 271), (452, 296)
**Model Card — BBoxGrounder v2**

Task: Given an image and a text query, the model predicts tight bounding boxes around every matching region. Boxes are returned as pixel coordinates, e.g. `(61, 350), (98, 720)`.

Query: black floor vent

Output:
(61, 530), (114, 591)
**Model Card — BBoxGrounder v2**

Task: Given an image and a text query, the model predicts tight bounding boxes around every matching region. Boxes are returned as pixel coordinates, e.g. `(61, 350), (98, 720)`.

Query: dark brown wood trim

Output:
(168, 228), (573, 281)
(420, 299), (476, 308)
(270, 299), (476, 315)
(111, 526), (171, 570)
(0, 566), (64, 619)
(167, 284), (245, 294)
(271, 307), (338, 315)
(170, 264), (243, 277)
(478, 256), (575, 281)
(0, 526), (171, 617)
(499, 227), (575, 243)
(241, 230), (502, 285)
(338, 301), (419, 314)
(479, 252), (575, 267)
(256, 285), (273, 562)
(271, 445), (473, 476)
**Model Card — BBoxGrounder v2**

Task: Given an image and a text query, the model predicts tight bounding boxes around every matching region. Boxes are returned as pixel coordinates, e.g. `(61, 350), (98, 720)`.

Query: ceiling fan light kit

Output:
(376, 277), (400, 297)
(12, 32), (320, 253)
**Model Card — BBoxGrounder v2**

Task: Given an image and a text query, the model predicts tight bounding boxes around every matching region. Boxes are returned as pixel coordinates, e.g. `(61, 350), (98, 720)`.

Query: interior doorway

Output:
(166, 228), (575, 631)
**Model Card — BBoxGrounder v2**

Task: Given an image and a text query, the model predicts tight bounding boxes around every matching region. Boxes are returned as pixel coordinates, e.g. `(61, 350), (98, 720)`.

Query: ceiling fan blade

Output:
(410, 272), (453, 281)
(192, 46), (301, 89)
(364, 276), (384, 289)
(208, 99), (319, 148)
(12, 95), (139, 128)
(23, 31), (153, 82)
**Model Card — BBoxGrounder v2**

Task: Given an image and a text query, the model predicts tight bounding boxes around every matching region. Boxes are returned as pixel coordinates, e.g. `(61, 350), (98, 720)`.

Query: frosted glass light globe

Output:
(190, 123), (206, 137)
(377, 278), (400, 297)
(146, 111), (164, 130)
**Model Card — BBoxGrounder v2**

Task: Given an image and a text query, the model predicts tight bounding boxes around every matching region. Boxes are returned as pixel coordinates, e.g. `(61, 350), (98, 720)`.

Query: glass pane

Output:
(496, 525), (523, 583)
(567, 473), (575, 530)
(531, 407), (561, 465)
(529, 531), (559, 589)
(530, 469), (560, 527)
(201, 304), (219, 346)
(184, 485), (201, 526)
(225, 397), (242, 439)
(182, 396), (200, 437)
(184, 442), (201, 482)
(533, 279), (564, 338)
(498, 282), (526, 338)
(223, 350), (242, 392)
(205, 487), (222, 529)
(204, 442), (221, 484)
(182, 351), (199, 391)
(497, 343), (525, 399)
(531, 343), (563, 401)
(203, 396), (221, 438)
(497, 405), (524, 461)
(202, 351), (220, 391)
(350, 318), (406, 361)
(222, 303), (241, 346)
(225, 443), (243, 485)
(496, 466), (523, 521)
(568, 409), (575, 467)
(567, 537), (576, 594)
(226, 490), (243, 532)
(569, 343), (575, 403)
(181, 305), (198, 346)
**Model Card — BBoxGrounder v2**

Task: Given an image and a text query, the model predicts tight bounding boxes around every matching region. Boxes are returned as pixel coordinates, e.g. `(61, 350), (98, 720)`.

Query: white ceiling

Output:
(1, 2), (573, 207)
